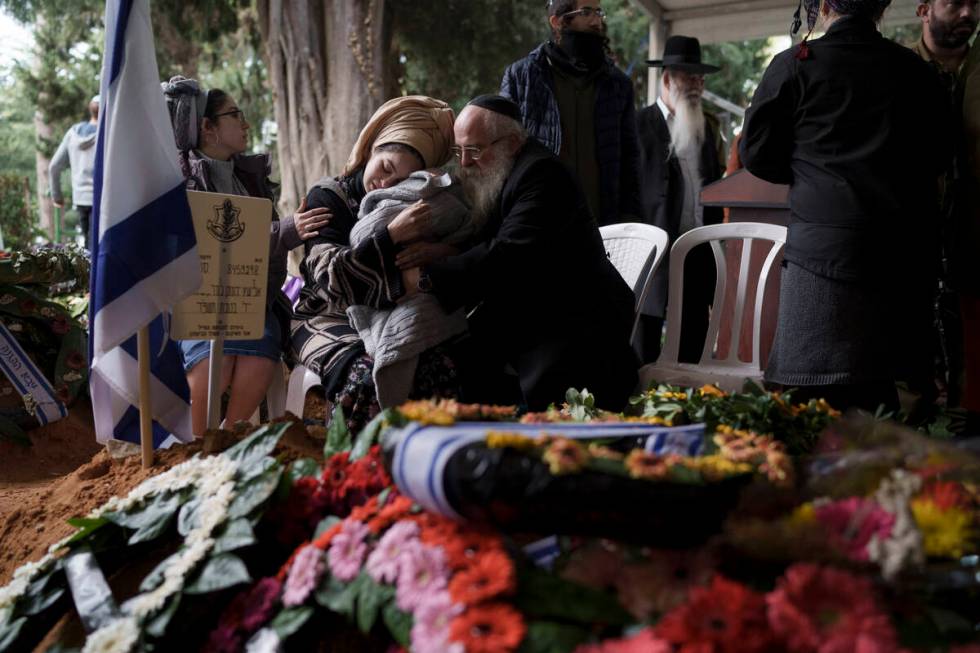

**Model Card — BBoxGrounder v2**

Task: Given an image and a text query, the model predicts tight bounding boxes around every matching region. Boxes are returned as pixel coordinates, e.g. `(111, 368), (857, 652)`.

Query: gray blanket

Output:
(346, 171), (472, 407)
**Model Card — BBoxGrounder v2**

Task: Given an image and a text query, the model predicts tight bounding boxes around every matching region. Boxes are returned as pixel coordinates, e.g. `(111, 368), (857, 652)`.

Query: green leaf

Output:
(65, 516), (109, 544)
(288, 458), (321, 483)
(224, 422), (290, 467)
(356, 576), (394, 633)
(228, 463), (283, 520)
(103, 490), (183, 545)
(517, 621), (590, 653)
(20, 567), (65, 616)
(183, 553), (252, 595)
(314, 516), (342, 539)
(0, 617), (26, 653)
(514, 566), (631, 626)
(176, 498), (202, 536)
(351, 409), (399, 460)
(314, 573), (360, 617)
(144, 592), (181, 638)
(140, 550), (185, 593)
(270, 606), (314, 640)
(212, 518), (257, 555)
(585, 457), (629, 477)
(324, 404), (352, 458)
(382, 602), (413, 648)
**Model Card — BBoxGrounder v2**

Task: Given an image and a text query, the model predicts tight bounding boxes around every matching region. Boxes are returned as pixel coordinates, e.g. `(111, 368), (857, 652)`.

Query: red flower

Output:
(919, 480), (969, 511)
(766, 564), (897, 653)
(51, 314), (70, 335)
(574, 628), (671, 653)
(54, 384), (71, 404)
(449, 603), (526, 653)
(448, 548), (515, 605)
(656, 575), (774, 653)
(241, 577), (282, 632)
(65, 350), (86, 370)
(432, 525), (503, 570)
(367, 495), (413, 534)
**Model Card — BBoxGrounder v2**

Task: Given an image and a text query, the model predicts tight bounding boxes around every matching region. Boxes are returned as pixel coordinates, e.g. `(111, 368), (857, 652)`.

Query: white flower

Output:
(81, 617), (139, 653)
(867, 469), (924, 580)
(245, 628), (283, 653)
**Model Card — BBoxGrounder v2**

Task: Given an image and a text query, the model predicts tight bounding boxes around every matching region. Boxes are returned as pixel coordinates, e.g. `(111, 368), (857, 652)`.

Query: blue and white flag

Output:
(89, 0), (201, 446)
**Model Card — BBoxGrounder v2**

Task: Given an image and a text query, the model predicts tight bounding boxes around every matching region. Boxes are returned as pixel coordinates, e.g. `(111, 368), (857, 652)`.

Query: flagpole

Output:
(137, 325), (153, 468)
(207, 337), (224, 430)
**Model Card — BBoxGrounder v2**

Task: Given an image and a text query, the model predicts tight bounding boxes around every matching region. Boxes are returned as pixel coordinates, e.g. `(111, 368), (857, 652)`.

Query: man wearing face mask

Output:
(500, 0), (640, 227)
(634, 36), (725, 364)
(914, 0), (980, 431)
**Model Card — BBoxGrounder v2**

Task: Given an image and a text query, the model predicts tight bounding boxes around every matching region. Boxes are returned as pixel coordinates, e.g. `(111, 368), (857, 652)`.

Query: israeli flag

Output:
(88, 0), (201, 445)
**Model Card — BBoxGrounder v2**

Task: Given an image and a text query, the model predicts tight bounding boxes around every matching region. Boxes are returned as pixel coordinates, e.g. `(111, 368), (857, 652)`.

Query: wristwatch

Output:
(417, 268), (434, 293)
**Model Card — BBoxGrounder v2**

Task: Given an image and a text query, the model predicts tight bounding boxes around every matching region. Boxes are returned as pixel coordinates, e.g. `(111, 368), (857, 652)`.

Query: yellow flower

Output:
(486, 431), (537, 451)
(699, 384), (726, 398)
(542, 438), (588, 475)
(789, 502), (817, 526)
(398, 400), (455, 425)
(625, 450), (673, 480)
(690, 455), (752, 481)
(814, 398), (842, 418)
(910, 499), (975, 559)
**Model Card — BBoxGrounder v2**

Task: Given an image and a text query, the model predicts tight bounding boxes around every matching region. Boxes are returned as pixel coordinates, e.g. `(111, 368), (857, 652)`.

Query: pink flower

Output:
(767, 563), (897, 653)
(367, 520), (420, 584)
(282, 544), (326, 607)
(395, 541), (449, 612)
(328, 519), (371, 581)
(574, 628), (671, 653)
(814, 497), (895, 562)
(410, 589), (464, 653)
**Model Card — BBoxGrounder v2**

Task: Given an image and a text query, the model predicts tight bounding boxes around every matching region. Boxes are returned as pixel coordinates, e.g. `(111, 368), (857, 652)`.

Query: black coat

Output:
(635, 104), (724, 316)
(427, 140), (638, 410)
(739, 16), (952, 283)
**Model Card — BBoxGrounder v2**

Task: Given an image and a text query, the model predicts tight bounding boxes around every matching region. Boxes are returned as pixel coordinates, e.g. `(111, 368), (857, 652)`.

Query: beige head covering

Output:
(343, 95), (455, 175)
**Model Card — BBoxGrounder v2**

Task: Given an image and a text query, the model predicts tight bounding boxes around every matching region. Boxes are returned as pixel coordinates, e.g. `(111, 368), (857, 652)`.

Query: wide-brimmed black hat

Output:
(646, 35), (720, 74)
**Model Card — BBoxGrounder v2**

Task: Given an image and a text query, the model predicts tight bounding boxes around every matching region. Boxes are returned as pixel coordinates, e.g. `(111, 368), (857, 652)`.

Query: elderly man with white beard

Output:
(635, 36), (725, 364)
(396, 94), (639, 411)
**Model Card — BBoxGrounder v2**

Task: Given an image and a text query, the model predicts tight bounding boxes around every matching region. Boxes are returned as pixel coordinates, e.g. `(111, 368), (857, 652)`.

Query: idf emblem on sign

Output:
(207, 198), (246, 243)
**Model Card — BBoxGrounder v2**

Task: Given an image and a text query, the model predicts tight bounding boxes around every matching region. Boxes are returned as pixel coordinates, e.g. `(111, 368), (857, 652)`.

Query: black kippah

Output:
(466, 94), (522, 122)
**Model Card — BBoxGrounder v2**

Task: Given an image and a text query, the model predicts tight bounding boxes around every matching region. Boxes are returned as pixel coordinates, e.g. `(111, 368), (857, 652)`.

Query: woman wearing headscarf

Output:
(162, 76), (329, 435)
(291, 95), (458, 431)
(739, 0), (952, 411)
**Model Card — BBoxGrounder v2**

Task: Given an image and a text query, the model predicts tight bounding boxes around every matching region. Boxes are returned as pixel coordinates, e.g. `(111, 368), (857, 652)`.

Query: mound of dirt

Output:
(0, 402), (325, 585)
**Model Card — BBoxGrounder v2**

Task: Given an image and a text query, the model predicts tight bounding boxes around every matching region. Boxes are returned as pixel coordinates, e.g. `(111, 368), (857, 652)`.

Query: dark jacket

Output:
(501, 43), (641, 226)
(739, 16), (952, 283)
(635, 104), (724, 316)
(426, 140), (638, 410)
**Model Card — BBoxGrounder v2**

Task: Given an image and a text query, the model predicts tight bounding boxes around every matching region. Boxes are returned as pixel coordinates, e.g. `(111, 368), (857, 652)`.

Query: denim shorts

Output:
(179, 308), (283, 373)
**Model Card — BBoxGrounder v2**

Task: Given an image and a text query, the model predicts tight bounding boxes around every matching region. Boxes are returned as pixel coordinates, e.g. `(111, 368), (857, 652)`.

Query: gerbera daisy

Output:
(448, 548), (515, 605)
(396, 541), (449, 612)
(910, 498), (975, 559)
(767, 563), (896, 653)
(449, 602), (526, 653)
(624, 450), (671, 480)
(542, 438), (588, 475)
(813, 497), (895, 562)
(327, 519), (370, 581)
(655, 574), (773, 653)
(366, 520), (420, 584)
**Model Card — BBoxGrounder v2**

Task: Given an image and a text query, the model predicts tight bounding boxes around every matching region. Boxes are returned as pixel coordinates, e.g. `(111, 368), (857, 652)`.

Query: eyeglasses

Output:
(214, 108), (247, 124)
(451, 136), (506, 161)
(561, 6), (606, 19)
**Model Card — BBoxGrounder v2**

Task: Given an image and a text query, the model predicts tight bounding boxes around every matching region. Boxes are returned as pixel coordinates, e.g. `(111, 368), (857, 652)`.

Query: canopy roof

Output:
(632, 0), (920, 45)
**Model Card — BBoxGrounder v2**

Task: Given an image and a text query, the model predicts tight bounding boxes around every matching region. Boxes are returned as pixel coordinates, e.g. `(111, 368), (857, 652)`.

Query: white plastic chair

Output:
(285, 363), (322, 419)
(599, 223), (670, 350)
(637, 222), (787, 393)
(249, 361), (288, 424)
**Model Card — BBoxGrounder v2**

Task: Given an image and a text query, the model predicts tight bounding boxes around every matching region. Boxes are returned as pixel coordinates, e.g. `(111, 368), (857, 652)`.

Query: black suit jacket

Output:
(635, 104), (724, 316)
(427, 139), (638, 409)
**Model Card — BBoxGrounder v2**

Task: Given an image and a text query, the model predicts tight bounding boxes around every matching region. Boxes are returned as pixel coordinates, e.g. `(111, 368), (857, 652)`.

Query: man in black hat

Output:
(397, 95), (639, 411)
(635, 35), (725, 364)
(499, 0), (640, 227)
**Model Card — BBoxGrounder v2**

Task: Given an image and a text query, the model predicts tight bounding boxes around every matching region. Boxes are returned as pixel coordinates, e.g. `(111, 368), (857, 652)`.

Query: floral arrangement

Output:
(0, 423), (292, 652)
(208, 489), (531, 652)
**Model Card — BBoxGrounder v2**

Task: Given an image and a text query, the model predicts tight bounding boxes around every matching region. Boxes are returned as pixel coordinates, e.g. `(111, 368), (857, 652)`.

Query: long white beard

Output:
(458, 154), (514, 228)
(668, 85), (705, 158)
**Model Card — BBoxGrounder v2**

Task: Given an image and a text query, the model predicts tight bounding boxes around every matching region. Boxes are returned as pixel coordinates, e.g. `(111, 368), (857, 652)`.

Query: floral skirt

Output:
(330, 345), (459, 434)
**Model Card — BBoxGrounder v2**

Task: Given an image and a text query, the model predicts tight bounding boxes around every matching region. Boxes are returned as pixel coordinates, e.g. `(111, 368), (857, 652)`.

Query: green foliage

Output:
(391, 0), (542, 111)
(603, 0), (652, 106)
(0, 174), (40, 251)
(702, 38), (772, 141)
(565, 387), (600, 421)
(518, 621), (591, 653)
(325, 404), (352, 459)
(183, 553), (252, 594)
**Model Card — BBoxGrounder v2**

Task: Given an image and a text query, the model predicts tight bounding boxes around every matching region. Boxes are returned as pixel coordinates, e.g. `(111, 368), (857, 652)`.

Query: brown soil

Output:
(0, 391), (328, 585)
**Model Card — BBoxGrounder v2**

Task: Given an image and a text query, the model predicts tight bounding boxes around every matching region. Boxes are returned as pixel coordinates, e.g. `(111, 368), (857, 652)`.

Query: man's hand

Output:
(293, 197), (331, 240)
(401, 267), (421, 298)
(387, 200), (432, 245)
(395, 242), (458, 269)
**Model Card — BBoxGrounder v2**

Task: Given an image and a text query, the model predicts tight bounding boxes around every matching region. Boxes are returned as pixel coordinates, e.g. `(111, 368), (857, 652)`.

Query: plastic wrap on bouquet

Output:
(387, 421), (748, 546)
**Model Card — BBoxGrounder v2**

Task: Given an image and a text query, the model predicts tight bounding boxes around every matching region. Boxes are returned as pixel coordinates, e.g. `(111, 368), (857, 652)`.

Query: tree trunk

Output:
(32, 15), (55, 242)
(256, 0), (397, 216)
